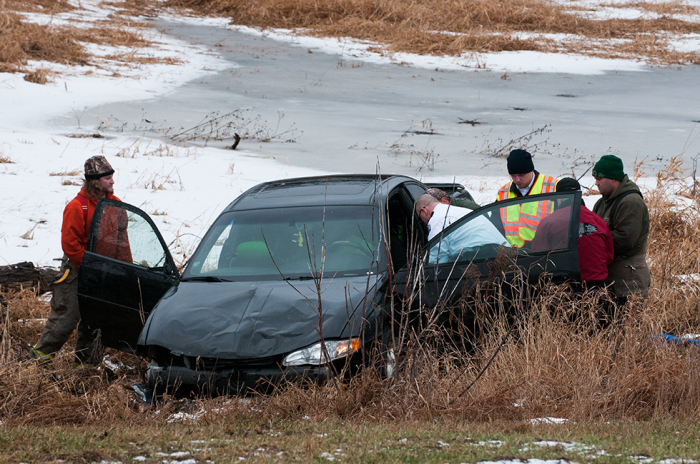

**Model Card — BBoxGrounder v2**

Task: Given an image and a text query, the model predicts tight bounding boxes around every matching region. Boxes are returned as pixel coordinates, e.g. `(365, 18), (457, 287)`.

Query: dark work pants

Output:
(35, 257), (95, 362)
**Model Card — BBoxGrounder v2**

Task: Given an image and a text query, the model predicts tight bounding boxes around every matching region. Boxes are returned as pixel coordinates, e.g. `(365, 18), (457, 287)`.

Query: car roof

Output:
(225, 175), (419, 211)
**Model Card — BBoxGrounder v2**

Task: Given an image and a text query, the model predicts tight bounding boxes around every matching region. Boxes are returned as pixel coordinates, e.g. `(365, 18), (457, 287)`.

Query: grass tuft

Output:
(23, 67), (52, 84)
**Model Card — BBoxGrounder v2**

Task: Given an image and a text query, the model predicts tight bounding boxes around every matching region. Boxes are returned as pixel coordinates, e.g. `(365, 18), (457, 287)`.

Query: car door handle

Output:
(83, 275), (99, 286)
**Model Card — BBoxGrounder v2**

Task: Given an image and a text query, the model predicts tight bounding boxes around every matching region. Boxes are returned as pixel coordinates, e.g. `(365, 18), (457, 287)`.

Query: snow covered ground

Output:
(1, 0), (698, 269)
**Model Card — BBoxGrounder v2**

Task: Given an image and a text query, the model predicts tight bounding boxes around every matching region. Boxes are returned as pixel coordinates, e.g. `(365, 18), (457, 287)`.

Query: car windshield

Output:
(184, 206), (383, 280)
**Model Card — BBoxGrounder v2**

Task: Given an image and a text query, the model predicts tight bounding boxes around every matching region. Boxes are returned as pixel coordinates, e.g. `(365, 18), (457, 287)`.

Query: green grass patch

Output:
(2, 420), (700, 463)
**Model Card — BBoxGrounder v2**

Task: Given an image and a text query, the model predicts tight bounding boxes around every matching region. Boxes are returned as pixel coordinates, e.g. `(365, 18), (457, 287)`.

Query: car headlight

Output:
(283, 339), (361, 367)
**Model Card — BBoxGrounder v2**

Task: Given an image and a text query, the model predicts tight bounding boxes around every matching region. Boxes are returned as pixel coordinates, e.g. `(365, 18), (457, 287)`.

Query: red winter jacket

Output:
(61, 186), (131, 267)
(531, 204), (614, 282)
(578, 205), (614, 282)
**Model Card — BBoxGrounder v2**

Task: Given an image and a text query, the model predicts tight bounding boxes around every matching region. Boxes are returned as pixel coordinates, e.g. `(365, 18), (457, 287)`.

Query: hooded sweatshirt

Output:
(592, 175), (650, 297)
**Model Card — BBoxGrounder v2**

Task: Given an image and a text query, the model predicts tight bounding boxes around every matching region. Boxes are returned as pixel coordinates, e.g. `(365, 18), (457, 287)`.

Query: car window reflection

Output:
(187, 206), (382, 280)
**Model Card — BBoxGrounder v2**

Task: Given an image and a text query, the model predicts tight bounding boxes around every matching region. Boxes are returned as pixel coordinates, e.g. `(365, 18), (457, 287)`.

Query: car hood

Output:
(138, 276), (382, 359)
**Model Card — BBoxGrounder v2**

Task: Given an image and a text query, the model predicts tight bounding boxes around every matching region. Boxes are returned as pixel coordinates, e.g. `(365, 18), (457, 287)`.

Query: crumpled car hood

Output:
(138, 276), (381, 359)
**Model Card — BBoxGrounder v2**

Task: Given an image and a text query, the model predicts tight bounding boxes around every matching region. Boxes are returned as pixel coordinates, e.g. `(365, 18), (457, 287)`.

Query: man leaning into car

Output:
(31, 156), (131, 365)
(416, 194), (508, 264)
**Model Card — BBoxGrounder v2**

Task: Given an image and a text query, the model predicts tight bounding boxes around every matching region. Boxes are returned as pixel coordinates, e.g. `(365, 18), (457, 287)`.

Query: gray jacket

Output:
(592, 175), (651, 297)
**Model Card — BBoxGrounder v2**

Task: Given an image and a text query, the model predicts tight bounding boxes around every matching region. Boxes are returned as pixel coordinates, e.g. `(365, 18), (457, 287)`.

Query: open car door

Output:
(419, 191), (583, 310)
(78, 199), (179, 353)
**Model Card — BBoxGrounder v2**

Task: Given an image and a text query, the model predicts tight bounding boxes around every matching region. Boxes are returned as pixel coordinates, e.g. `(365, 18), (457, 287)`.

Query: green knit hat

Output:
(592, 155), (625, 181)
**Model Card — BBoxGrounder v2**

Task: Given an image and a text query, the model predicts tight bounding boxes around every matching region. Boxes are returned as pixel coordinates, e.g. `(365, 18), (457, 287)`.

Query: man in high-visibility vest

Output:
(495, 149), (558, 248)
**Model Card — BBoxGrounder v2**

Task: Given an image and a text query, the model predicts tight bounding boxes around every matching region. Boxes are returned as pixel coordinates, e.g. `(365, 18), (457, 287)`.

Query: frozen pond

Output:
(51, 19), (700, 183)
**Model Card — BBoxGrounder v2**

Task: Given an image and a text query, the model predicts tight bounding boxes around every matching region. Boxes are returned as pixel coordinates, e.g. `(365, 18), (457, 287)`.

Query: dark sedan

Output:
(78, 175), (583, 395)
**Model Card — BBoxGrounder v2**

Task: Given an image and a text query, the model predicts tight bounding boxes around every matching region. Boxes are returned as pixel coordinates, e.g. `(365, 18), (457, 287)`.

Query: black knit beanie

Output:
(507, 149), (535, 175)
(555, 177), (580, 192)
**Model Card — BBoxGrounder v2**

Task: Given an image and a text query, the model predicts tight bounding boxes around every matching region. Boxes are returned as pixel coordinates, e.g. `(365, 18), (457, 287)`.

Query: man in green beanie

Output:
(592, 155), (650, 302)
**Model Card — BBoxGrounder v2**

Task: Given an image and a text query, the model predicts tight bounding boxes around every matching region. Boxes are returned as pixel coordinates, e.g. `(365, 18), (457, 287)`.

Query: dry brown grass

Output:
(2, 0), (76, 14)
(49, 169), (81, 176)
(0, 288), (148, 426)
(601, 1), (700, 16)
(167, 0), (700, 63)
(0, 12), (89, 73)
(3, 173), (700, 426)
(0, 1), (176, 78)
(23, 67), (52, 84)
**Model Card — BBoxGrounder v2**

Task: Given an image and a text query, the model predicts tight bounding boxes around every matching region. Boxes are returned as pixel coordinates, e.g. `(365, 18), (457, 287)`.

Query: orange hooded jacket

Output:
(61, 186), (131, 267)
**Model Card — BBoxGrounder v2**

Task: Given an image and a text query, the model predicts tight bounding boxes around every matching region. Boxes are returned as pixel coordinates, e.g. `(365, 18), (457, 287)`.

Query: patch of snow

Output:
(156, 451), (190, 458)
(529, 417), (569, 424)
(474, 440), (504, 447)
(320, 452), (336, 461)
(521, 441), (605, 457)
(166, 411), (204, 423)
(479, 460), (577, 464)
(675, 274), (700, 283)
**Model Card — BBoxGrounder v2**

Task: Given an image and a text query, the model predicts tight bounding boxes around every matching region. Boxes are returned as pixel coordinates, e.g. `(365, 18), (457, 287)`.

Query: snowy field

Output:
(1, 0), (698, 269)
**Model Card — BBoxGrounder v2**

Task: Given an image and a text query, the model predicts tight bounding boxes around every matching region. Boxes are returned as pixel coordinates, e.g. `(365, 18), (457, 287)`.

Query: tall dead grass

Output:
(0, 12), (88, 73)
(1, 1), (166, 78)
(168, 0), (700, 63)
(3, 169), (700, 426)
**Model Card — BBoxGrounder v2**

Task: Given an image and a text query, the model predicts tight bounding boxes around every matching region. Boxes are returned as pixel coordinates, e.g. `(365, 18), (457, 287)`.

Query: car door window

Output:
(427, 193), (575, 265)
(404, 182), (426, 203)
(93, 204), (167, 269)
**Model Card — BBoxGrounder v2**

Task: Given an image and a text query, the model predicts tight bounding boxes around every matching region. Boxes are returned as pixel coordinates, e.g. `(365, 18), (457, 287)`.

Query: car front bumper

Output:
(147, 363), (330, 395)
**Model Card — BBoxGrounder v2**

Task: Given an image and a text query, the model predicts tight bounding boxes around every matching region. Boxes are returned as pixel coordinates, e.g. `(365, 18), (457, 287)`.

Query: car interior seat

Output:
(236, 241), (273, 268)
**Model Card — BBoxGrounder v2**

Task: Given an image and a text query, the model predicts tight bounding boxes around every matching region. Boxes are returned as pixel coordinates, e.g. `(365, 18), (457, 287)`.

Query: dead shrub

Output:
(23, 67), (52, 84)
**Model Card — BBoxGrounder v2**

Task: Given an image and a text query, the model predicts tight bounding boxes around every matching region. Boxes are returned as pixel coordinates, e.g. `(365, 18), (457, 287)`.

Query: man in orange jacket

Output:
(32, 155), (130, 364)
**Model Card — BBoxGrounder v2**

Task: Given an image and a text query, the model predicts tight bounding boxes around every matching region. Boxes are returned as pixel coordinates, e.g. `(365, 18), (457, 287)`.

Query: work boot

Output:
(30, 346), (53, 363)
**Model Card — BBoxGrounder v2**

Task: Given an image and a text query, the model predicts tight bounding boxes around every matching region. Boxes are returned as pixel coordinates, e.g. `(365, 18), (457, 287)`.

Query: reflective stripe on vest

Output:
(498, 174), (558, 247)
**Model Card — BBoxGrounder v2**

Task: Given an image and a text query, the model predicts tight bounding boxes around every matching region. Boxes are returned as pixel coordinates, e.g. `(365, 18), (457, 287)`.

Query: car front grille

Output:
(180, 355), (281, 371)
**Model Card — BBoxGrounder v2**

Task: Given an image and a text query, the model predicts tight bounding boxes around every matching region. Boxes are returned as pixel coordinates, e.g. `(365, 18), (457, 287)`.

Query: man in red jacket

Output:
(31, 155), (129, 364)
(531, 178), (614, 286)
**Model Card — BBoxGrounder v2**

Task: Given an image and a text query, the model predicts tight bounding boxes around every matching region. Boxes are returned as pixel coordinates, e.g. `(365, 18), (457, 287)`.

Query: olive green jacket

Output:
(450, 197), (480, 211)
(592, 175), (650, 297)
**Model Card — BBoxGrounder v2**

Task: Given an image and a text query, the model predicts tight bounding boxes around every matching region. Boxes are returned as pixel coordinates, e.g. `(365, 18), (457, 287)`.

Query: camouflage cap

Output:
(425, 188), (448, 201)
(84, 156), (114, 180)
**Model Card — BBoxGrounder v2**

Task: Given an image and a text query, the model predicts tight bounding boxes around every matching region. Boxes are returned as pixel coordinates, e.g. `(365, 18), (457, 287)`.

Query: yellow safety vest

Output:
(496, 174), (558, 247)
